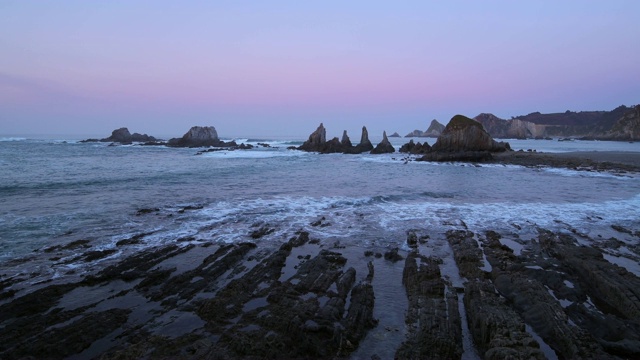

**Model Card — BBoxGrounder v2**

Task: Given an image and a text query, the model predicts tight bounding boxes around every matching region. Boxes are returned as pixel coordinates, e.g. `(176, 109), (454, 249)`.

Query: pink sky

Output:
(1, 1), (639, 138)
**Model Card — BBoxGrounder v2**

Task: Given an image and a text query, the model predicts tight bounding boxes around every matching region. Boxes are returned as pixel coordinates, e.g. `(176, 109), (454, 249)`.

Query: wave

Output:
(0, 137), (27, 142)
(199, 148), (308, 159)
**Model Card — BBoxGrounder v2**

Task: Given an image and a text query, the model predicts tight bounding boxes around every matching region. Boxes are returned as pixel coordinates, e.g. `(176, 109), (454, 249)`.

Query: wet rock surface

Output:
(1, 223), (640, 359)
(396, 252), (462, 359)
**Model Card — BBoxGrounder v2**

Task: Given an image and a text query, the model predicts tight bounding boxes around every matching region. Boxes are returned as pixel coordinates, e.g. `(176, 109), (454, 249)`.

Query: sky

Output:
(1, 1), (639, 139)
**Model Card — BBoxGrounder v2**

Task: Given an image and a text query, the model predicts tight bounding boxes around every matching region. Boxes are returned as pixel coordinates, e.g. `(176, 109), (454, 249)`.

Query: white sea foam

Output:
(0, 137), (27, 142)
(200, 148), (308, 159)
(542, 167), (635, 179)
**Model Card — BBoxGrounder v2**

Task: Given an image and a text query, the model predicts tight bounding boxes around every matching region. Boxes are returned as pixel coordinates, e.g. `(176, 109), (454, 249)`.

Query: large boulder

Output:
(371, 131), (395, 154)
(167, 126), (230, 147)
(430, 115), (510, 153)
(417, 115), (510, 162)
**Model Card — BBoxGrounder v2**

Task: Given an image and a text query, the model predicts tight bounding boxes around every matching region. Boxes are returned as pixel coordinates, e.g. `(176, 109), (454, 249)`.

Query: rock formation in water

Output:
(298, 123), (327, 152)
(167, 126), (234, 148)
(398, 139), (431, 154)
(298, 124), (377, 154)
(404, 120), (445, 138)
(430, 115), (511, 153)
(353, 126), (374, 153)
(413, 115), (510, 162)
(424, 119), (445, 137)
(370, 131), (395, 154)
(81, 127), (158, 144)
(341, 130), (353, 147)
(388, 132), (401, 138)
(404, 129), (425, 137)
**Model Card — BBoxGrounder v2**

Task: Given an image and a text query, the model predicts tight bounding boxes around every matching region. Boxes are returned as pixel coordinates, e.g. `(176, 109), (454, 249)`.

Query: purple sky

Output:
(1, 1), (639, 138)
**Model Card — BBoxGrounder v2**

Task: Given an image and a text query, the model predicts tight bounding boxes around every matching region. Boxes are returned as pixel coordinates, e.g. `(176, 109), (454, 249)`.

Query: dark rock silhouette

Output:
(81, 127), (158, 144)
(341, 130), (353, 147)
(298, 123), (327, 152)
(399, 139), (431, 154)
(370, 131), (395, 154)
(298, 124), (375, 154)
(353, 126), (374, 153)
(402, 115), (511, 162)
(167, 126), (235, 148)
(389, 132), (401, 138)
(430, 115), (510, 153)
(404, 129), (425, 137)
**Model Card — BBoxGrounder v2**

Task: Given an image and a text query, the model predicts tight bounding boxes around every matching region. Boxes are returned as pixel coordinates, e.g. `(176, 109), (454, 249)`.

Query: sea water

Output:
(1, 136), (640, 285)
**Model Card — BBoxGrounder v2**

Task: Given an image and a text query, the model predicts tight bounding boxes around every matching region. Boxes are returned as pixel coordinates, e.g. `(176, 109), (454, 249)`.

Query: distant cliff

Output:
(425, 119), (445, 137)
(474, 114), (546, 139)
(404, 119), (445, 137)
(474, 105), (639, 140)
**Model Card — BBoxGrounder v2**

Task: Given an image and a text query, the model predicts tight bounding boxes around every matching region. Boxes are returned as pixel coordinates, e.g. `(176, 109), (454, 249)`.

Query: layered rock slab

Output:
(395, 252), (463, 359)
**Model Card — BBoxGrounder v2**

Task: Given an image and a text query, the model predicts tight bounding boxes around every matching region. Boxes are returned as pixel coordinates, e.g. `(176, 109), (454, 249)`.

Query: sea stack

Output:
(80, 127), (158, 144)
(341, 130), (353, 147)
(371, 131), (395, 154)
(430, 115), (510, 153)
(167, 126), (231, 147)
(298, 123), (328, 152)
(418, 115), (510, 162)
(353, 126), (374, 153)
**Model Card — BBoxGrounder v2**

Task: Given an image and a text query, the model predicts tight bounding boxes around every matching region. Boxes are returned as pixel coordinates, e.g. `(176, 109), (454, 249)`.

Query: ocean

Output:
(1, 135), (640, 284)
(2, 135), (640, 358)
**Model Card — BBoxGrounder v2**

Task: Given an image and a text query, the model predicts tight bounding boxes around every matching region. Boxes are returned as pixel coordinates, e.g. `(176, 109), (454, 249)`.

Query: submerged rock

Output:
(370, 131), (395, 154)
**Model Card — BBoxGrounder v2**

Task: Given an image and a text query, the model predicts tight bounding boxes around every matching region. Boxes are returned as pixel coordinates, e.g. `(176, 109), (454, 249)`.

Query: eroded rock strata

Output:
(1, 224), (639, 359)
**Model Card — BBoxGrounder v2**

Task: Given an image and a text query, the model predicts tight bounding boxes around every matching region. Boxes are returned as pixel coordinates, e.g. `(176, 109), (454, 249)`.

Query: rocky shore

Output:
(491, 151), (640, 173)
(1, 214), (639, 359)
